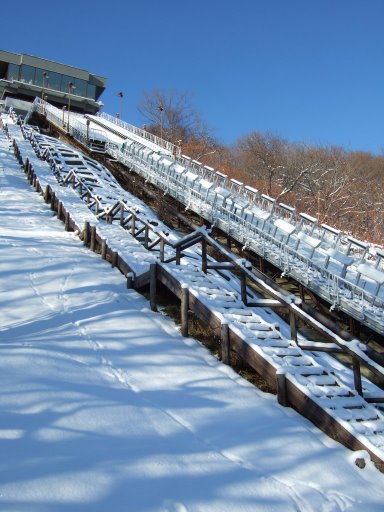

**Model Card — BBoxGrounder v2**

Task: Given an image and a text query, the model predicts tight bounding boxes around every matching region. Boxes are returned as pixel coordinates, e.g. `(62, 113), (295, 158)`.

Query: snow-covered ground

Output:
(1, 131), (384, 511)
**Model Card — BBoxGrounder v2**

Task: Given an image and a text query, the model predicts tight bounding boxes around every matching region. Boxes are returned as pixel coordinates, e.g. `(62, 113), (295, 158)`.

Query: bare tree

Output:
(343, 151), (384, 240)
(292, 147), (351, 221)
(235, 134), (365, 231)
(235, 132), (288, 195)
(138, 89), (205, 145)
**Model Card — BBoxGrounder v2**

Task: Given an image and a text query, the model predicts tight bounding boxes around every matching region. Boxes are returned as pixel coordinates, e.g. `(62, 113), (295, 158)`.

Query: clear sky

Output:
(2, 0), (384, 153)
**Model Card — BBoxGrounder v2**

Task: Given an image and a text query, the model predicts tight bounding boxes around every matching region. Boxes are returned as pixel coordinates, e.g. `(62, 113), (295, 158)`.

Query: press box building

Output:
(0, 50), (107, 115)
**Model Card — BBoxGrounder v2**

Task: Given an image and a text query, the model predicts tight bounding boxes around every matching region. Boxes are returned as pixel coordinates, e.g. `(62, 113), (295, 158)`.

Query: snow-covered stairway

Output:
(2, 115), (384, 468)
(6, 122), (159, 283)
(155, 259), (384, 468)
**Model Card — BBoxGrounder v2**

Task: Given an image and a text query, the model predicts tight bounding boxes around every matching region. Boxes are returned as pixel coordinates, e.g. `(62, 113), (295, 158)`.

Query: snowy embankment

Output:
(1, 129), (384, 511)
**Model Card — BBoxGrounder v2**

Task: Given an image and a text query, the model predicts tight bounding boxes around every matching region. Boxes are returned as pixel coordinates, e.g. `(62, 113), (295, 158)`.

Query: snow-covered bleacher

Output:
(24, 98), (384, 335)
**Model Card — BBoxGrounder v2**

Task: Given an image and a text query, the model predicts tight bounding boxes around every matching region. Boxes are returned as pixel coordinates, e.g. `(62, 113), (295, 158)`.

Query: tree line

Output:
(138, 89), (384, 244)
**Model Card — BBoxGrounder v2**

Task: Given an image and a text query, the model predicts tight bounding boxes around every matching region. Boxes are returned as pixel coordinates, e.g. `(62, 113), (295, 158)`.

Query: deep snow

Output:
(1, 131), (384, 511)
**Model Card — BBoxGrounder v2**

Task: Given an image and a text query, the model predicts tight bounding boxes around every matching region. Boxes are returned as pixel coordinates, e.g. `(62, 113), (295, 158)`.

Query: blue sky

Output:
(2, 0), (384, 153)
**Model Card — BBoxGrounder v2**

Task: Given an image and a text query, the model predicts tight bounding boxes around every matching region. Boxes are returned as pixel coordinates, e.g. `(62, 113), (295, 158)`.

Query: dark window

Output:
(6, 63), (20, 81)
(20, 65), (36, 84)
(35, 68), (50, 88)
(61, 75), (76, 94)
(35, 68), (44, 87)
(74, 78), (87, 97)
(87, 83), (96, 100)
(48, 72), (62, 91)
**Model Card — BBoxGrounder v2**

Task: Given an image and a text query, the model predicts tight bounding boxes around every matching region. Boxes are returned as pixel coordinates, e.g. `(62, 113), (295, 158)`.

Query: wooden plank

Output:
(290, 310), (297, 343)
(202, 238), (207, 274)
(101, 239), (107, 260)
(176, 236), (203, 252)
(181, 285), (189, 337)
(90, 225), (96, 252)
(134, 225), (146, 238)
(126, 273), (134, 289)
(44, 184), (50, 202)
(365, 397), (384, 404)
(111, 251), (118, 268)
(147, 237), (162, 251)
(207, 263), (237, 271)
(240, 271), (247, 305)
(176, 247), (181, 265)
(221, 322), (230, 364)
(144, 226), (149, 249)
(133, 270), (150, 289)
(50, 190), (56, 211)
(353, 357), (363, 396)
(172, 231), (202, 249)
(297, 343), (344, 354)
(150, 263), (157, 312)
(64, 211), (70, 231)
(160, 239), (165, 262)
(121, 213), (133, 228)
(247, 299), (286, 308)
(277, 371), (289, 406)
(83, 221), (90, 246)
(56, 200), (62, 220)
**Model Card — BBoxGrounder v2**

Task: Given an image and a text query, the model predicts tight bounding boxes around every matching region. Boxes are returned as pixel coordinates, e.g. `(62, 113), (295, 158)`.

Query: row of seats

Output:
(113, 132), (384, 331)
